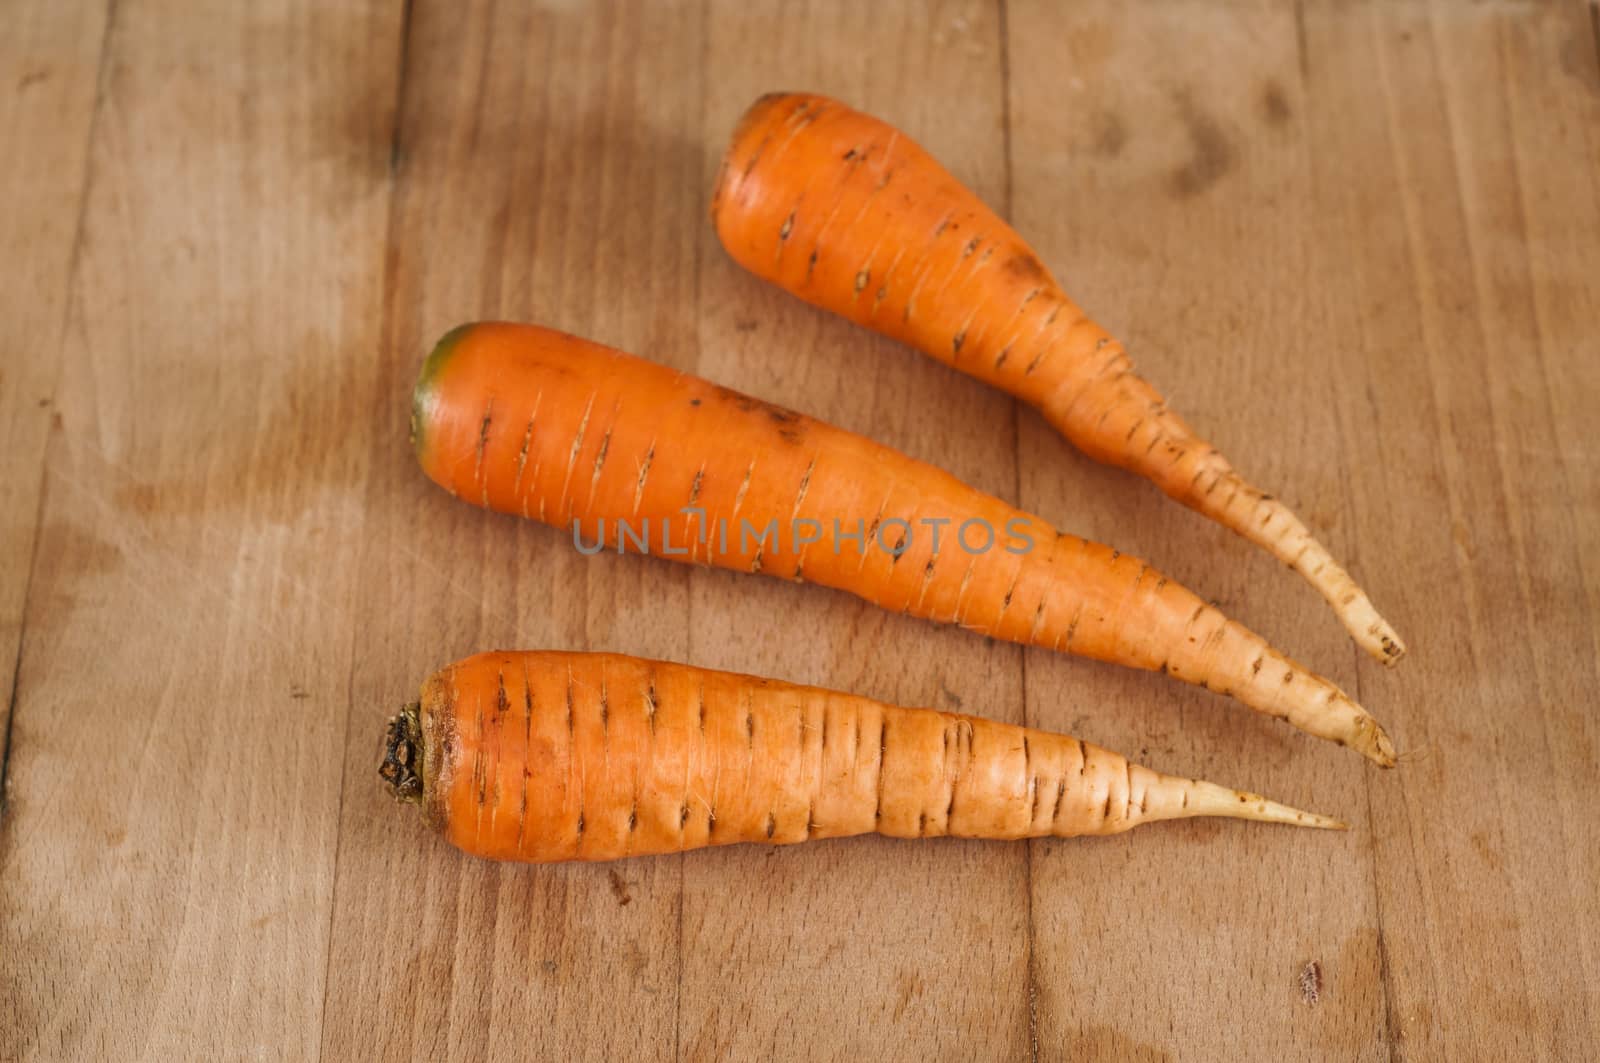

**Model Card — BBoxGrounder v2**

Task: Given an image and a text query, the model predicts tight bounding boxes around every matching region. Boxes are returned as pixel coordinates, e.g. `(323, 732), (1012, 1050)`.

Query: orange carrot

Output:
(711, 91), (1405, 667)
(379, 651), (1345, 863)
(411, 322), (1394, 765)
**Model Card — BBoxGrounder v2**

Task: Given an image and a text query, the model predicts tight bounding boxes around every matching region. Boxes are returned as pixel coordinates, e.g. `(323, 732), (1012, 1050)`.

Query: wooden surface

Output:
(3, 0), (1597, 1058)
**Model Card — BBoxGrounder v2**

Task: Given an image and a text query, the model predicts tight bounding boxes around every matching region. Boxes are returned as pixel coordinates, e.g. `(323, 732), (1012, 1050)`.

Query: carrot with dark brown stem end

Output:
(710, 91), (1406, 668)
(411, 322), (1394, 765)
(379, 651), (1345, 863)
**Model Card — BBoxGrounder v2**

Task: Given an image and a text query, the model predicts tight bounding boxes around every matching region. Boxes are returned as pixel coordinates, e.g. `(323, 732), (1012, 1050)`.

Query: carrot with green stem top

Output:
(411, 322), (1394, 765)
(380, 651), (1345, 864)
(710, 91), (1405, 667)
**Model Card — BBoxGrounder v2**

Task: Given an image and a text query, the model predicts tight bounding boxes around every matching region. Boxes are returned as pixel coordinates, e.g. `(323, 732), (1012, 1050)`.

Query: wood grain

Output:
(1301, 2), (1600, 1055)
(1007, 4), (1386, 1059)
(0, 0), (112, 805)
(682, 4), (1029, 1060)
(0, 0), (404, 1056)
(3, 0), (1598, 1059)
(320, 2), (701, 1059)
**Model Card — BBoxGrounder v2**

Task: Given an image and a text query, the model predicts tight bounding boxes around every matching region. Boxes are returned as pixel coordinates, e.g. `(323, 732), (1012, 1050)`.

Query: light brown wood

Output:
(0, 0), (405, 1057)
(1299, 3), (1600, 1055)
(320, 2), (699, 1057)
(3, 0), (1598, 1059)
(681, 4), (1030, 1059)
(0, 0), (112, 801)
(1007, 4), (1388, 1058)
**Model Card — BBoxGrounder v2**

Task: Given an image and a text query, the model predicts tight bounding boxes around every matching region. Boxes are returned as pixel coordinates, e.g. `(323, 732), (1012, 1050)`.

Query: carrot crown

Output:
(379, 702), (425, 804)
(410, 323), (475, 458)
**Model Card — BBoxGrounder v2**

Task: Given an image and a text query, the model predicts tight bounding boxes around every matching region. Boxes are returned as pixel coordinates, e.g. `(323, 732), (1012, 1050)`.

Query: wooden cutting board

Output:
(3, 1), (1596, 1058)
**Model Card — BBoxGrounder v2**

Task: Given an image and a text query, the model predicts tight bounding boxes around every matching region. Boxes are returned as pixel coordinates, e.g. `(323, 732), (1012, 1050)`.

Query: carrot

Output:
(710, 91), (1406, 667)
(379, 650), (1345, 863)
(411, 322), (1395, 765)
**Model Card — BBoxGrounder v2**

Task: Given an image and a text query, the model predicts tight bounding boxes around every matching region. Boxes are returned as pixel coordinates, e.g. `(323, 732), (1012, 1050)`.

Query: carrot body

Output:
(379, 651), (1344, 863)
(710, 91), (1405, 667)
(411, 322), (1394, 765)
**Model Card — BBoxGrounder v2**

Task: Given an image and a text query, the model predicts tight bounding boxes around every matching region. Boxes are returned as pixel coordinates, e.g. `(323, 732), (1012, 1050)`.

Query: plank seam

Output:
(675, 5), (713, 1061)
(1296, 3), (1400, 1054)
(0, 0), (121, 830)
(1439, 6), (1599, 1044)
(995, 2), (1039, 1060)
(1353, 5), (1436, 1055)
(315, 656), (362, 1059)
(1294, 0), (1310, 80)
(1590, 2), (1600, 90)
(315, 0), (416, 1055)
(0, 464), (53, 828)
(389, 0), (417, 178)
(1353, 662), (1400, 1062)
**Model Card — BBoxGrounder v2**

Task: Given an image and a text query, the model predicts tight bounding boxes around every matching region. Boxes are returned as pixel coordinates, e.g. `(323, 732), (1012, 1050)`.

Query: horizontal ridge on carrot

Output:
(710, 91), (1405, 667)
(379, 651), (1345, 863)
(411, 322), (1394, 765)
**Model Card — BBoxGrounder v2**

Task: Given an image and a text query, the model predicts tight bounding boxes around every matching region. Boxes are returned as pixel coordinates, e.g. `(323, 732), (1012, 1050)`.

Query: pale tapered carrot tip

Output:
(1188, 782), (1348, 831)
(1345, 595), (1407, 667)
(1251, 798), (1347, 831)
(1372, 723), (1398, 768)
(1347, 724), (1398, 770)
(1295, 694), (1395, 768)
(1313, 699), (1396, 768)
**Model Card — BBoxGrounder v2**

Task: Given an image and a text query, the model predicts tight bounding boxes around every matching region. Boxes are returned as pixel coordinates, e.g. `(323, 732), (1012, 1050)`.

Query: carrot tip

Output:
(1237, 802), (1346, 830)
(1364, 621), (1407, 667)
(1291, 815), (1348, 831)
(1337, 711), (1397, 768)
(1254, 797), (1347, 831)
(1340, 595), (1407, 667)
(1371, 723), (1398, 769)
(1188, 782), (1347, 830)
(1379, 636), (1408, 667)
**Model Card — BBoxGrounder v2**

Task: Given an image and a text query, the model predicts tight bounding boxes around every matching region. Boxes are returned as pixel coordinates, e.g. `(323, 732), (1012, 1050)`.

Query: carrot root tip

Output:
(1368, 721), (1398, 769)
(379, 702), (425, 803)
(1379, 633), (1408, 667)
